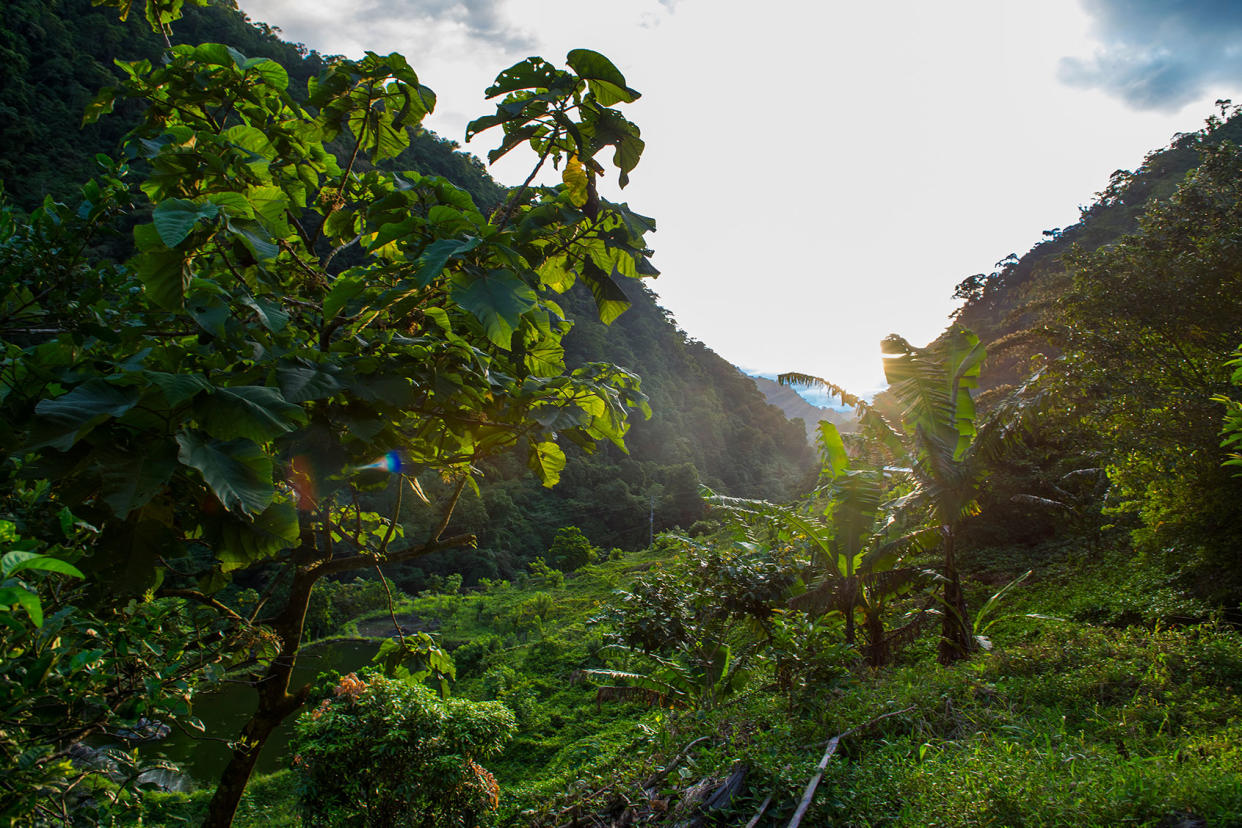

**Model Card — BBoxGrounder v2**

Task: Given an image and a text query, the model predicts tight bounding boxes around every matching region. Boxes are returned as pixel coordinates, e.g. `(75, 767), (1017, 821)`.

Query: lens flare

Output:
(355, 450), (404, 474)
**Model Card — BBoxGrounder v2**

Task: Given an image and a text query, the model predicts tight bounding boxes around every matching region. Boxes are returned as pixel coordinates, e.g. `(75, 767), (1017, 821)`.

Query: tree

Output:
(1055, 140), (1242, 600)
(706, 425), (937, 669)
(589, 535), (796, 710)
(548, 525), (595, 570)
(783, 326), (988, 664)
(0, 2), (657, 823)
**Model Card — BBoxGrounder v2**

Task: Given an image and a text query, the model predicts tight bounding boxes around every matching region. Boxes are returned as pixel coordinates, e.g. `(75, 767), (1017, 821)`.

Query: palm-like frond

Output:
(778, 372), (863, 409)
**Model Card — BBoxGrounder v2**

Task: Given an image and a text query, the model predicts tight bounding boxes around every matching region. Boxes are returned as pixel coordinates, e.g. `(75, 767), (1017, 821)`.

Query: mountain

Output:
(748, 375), (857, 441)
(950, 108), (1242, 392)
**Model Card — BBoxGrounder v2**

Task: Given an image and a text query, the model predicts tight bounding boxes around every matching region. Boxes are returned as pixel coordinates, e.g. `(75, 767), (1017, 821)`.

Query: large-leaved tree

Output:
(0, 0), (657, 822)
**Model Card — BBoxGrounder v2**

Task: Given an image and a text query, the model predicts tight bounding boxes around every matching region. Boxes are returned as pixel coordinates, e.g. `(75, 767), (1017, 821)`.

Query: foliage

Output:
(0, 480), (240, 824)
(292, 671), (516, 827)
(1055, 140), (1242, 601)
(1213, 343), (1242, 474)
(588, 534), (796, 709)
(782, 327), (990, 664)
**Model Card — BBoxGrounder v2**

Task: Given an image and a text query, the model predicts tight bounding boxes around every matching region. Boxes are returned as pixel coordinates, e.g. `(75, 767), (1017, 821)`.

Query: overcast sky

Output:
(239, 0), (1242, 398)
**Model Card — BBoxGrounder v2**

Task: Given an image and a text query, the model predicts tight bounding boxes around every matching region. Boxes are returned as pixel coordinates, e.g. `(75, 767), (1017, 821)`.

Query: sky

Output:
(237, 0), (1242, 400)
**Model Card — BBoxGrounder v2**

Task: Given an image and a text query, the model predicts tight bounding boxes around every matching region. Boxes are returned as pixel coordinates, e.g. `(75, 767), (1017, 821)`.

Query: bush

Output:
(453, 634), (503, 678)
(292, 671), (516, 827)
(548, 526), (596, 571)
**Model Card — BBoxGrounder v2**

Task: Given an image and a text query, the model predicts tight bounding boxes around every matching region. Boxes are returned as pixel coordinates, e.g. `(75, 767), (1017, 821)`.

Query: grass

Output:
(139, 538), (1242, 826)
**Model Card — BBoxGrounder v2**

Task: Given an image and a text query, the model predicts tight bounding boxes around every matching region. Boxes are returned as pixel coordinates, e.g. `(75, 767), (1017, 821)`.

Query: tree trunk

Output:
(843, 576), (857, 647)
(198, 527), (474, 825)
(937, 528), (974, 665)
(863, 601), (887, 668)
(203, 567), (317, 827)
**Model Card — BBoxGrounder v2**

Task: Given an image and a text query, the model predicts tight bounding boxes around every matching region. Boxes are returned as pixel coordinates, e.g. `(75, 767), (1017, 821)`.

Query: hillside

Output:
(951, 107), (1242, 391)
(143, 535), (1242, 827)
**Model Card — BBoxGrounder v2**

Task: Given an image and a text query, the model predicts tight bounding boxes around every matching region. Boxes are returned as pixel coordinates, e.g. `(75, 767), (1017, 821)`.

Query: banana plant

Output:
(707, 454), (939, 668)
(782, 327), (988, 664)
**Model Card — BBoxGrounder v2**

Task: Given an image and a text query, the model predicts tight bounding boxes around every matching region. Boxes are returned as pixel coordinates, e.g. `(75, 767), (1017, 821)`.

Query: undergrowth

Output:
(142, 540), (1242, 826)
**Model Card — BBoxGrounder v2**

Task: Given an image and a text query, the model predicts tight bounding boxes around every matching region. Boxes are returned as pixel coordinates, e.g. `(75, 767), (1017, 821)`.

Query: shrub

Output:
(548, 526), (596, 571)
(292, 671), (515, 827)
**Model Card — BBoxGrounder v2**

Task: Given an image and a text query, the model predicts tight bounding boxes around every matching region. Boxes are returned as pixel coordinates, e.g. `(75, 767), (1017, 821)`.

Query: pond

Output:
(138, 637), (381, 788)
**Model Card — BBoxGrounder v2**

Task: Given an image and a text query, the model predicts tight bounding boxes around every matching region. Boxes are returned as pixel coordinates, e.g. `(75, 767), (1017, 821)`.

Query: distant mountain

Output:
(748, 375), (857, 441)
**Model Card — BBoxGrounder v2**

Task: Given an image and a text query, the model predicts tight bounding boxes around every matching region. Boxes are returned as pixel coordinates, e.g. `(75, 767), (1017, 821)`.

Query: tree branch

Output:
(157, 588), (246, 625)
(787, 706), (916, 828)
(431, 475), (470, 543)
(314, 532), (475, 577)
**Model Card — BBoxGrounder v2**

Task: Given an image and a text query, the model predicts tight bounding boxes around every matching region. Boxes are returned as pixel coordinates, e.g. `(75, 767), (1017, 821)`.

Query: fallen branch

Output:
(745, 792), (773, 828)
(787, 706), (916, 828)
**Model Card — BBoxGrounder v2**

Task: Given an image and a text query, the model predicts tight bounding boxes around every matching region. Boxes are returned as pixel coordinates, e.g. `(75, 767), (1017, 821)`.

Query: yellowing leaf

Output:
(562, 155), (588, 207)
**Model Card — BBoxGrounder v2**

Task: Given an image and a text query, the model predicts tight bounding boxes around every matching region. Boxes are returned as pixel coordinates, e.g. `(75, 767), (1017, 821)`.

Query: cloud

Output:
(1059, 0), (1242, 111)
(244, 0), (536, 59)
(385, 0), (535, 52)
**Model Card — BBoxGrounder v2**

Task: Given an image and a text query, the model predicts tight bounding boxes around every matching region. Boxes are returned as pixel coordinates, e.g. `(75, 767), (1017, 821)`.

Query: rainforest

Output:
(1, 1), (1241, 826)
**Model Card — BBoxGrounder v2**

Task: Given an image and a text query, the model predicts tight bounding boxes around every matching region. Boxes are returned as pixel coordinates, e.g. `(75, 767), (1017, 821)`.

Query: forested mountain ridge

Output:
(951, 107), (1242, 390)
(748, 374), (856, 440)
(0, 0), (813, 584)
(944, 105), (1242, 606)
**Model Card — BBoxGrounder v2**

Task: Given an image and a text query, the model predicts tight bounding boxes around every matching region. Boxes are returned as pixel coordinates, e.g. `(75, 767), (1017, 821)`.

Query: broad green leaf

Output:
(324, 275), (367, 318)
(239, 294), (289, 331)
(30, 380), (141, 451)
(207, 191), (254, 218)
(176, 431), (275, 515)
(413, 237), (482, 288)
(277, 362), (343, 403)
(242, 57), (289, 91)
(132, 224), (190, 309)
(483, 57), (563, 99)
(99, 443), (179, 517)
(588, 108), (644, 187)
(192, 42), (233, 66)
(451, 270), (537, 348)
(152, 198), (218, 247)
(198, 386), (306, 442)
(246, 185), (291, 236)
(185, 288), (229, 337)
(145, 371), (212, 406)
(580, 258), (630, 325)
(529, 440), (566, 487)
(566, 49), (640, 105)
(0, 585), (42, 627)
(212, 500), (299, 572)
(227, 220), (279, 262)
(223, 124), (276, 159)
(816, 421), (849, 481)
(2, 551), (43, 577)
(4, 554), (84, 579)
(537, 254), (575, 292)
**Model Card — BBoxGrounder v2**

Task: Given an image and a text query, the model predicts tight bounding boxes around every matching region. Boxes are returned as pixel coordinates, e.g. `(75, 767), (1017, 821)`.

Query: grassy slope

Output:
(144, 536), (1241, 827)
